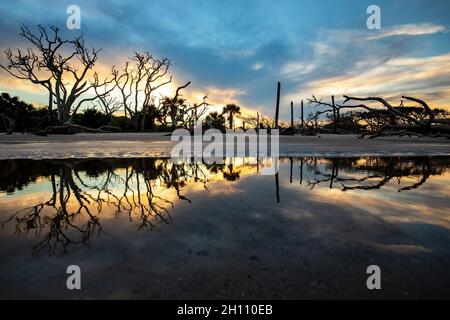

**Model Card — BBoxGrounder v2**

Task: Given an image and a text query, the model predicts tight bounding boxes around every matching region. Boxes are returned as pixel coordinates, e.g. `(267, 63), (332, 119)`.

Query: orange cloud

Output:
(285, 53), (450, 109)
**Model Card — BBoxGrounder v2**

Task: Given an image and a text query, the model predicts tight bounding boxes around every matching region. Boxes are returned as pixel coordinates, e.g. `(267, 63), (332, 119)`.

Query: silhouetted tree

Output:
(112, 52), (172, 131)
(73, 108), (111, 129)
(1, 25), (112, 124)
(222, 104), (241, 129)
(0, 92), (57, 133)
(308, 95), (450, 138)
(204, 111), (226, 131)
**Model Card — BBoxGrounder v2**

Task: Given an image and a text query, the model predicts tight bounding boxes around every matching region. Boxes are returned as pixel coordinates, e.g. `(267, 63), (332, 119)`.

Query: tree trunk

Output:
(301, 100), (304, 128)
(332, 95), (337, 133)
(290, 101), (294, 128)
(256, 112), (260, 133)
(275, 172), (280, 203)
(275, 82), (281, 128)
(141, 112), (146, 132)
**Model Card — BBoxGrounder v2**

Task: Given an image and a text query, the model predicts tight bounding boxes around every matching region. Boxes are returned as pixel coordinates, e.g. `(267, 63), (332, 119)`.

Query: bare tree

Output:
(93, 73), (120, 119)
(1, 25), (112, 126)
(112, 52), (173, 131)
(160, 82), (210, 129)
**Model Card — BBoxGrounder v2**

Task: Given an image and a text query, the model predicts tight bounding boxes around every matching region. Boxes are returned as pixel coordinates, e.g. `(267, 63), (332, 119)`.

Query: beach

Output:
(0, 133), (449, 159)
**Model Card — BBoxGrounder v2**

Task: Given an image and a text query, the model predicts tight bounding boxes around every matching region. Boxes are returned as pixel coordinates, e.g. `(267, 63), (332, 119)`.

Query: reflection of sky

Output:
(1, 157), (450, 298)
(1, 0), (450, 119)
(278, 158), (450, 229)
(1, 157), (449, 231)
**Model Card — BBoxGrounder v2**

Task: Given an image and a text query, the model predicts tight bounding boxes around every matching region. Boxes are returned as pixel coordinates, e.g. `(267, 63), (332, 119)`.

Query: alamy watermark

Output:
(367, 5), (381, 30)
(171, 123), (280, 175)
(66, 5), (81, 30)
(66, 265), (81, 290)
(366, 265), (381, 290)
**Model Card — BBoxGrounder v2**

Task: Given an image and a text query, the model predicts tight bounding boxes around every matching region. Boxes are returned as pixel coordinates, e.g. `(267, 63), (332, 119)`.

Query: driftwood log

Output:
(341, 96), (450, 138)
(34, 123), (121, 136)
(308, 95), (450, 139)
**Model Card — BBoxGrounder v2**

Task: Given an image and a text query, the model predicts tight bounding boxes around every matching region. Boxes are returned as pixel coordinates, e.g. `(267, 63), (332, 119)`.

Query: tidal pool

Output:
(0, 156), (449, 299)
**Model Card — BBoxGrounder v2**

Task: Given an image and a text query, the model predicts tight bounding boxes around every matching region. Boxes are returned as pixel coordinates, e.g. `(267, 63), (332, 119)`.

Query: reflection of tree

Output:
(222, 164), (241, 181)
(302, 157), (448, 192)
(3, 167), (102, 255)
(2, 157), (448, 253)
(2, 159), (213, 255)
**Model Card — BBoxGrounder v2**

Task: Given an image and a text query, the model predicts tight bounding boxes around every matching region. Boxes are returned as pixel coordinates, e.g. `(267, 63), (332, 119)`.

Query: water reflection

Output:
(1, 156), (450, 299)
(2, 159), (213, 254)
(302, 157), (447, 191)
(1, 156), (449, 256)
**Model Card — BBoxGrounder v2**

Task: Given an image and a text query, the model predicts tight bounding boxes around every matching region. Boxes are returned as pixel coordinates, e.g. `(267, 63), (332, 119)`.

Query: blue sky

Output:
(1, 0), (449, 120)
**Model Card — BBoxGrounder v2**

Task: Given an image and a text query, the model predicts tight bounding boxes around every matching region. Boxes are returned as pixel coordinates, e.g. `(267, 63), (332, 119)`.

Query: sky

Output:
(0, 0), (449, 120)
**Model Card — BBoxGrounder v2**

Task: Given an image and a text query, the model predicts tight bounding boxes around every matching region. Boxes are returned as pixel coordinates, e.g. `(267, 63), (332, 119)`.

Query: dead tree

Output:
(183, 98), (210, 129)
(340, 95), (450, 138)
(290, 101), (294, 128)
(112, 52), (172, 131)
(308, 95), (342, 134)
(332, 95), (337, 133)
(1, 25), (111, 127)
(274, 82), (281, 128)
(301, 100), (304, 129)
(161, 81), (192, 129)
(93, 73), (120, 119)
(257, 112), (260, 132)
(308, 94), (450, 138)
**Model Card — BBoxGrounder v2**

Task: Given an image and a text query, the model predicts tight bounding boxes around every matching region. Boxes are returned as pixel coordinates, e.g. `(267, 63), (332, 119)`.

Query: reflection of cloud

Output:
(368, 243), (432, 254)
(284, 172), (450, 231)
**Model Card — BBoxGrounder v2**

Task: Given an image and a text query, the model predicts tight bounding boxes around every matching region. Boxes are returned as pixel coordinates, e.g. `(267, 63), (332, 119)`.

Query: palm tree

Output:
(222, 104), (241, 129)
(143, 104), (163, 131)
(161, 96), (187, 130)
(205, 111), (226, 131)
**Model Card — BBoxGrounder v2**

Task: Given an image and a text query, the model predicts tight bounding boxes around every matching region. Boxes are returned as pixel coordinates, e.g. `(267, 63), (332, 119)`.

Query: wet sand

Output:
(0, 133), (449, 159)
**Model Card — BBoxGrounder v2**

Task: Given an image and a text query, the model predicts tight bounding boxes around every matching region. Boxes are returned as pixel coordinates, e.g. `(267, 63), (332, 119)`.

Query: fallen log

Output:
(341, 96), (450, 139)
(34, 122), (122, 136)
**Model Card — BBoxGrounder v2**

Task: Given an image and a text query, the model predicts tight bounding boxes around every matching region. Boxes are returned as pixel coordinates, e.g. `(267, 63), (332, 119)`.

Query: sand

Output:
(0, 132), (449, 159)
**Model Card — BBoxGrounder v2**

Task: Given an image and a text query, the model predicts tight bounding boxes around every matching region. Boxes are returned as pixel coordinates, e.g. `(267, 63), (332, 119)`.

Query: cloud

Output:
(281, 62), (316, 78)
(279, 24), (450, 114)
(182, 86), (246, 112)
(285, 53), (450, 108)
(1, 1), (450, 119)
(251, 63), (263, 71)
(367, 23), (447, 40)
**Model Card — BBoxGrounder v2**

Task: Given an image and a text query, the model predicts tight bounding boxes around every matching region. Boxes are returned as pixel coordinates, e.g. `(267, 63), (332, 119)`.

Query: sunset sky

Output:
(1, 0), (449, 120)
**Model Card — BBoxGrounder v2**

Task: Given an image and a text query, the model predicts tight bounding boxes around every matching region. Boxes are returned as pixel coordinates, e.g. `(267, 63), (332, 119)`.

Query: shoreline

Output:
(0, 133), (449, 160)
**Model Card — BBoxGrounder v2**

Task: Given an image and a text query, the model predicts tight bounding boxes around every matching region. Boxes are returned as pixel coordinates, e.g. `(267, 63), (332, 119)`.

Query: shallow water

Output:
(0, 156), (449, 299)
